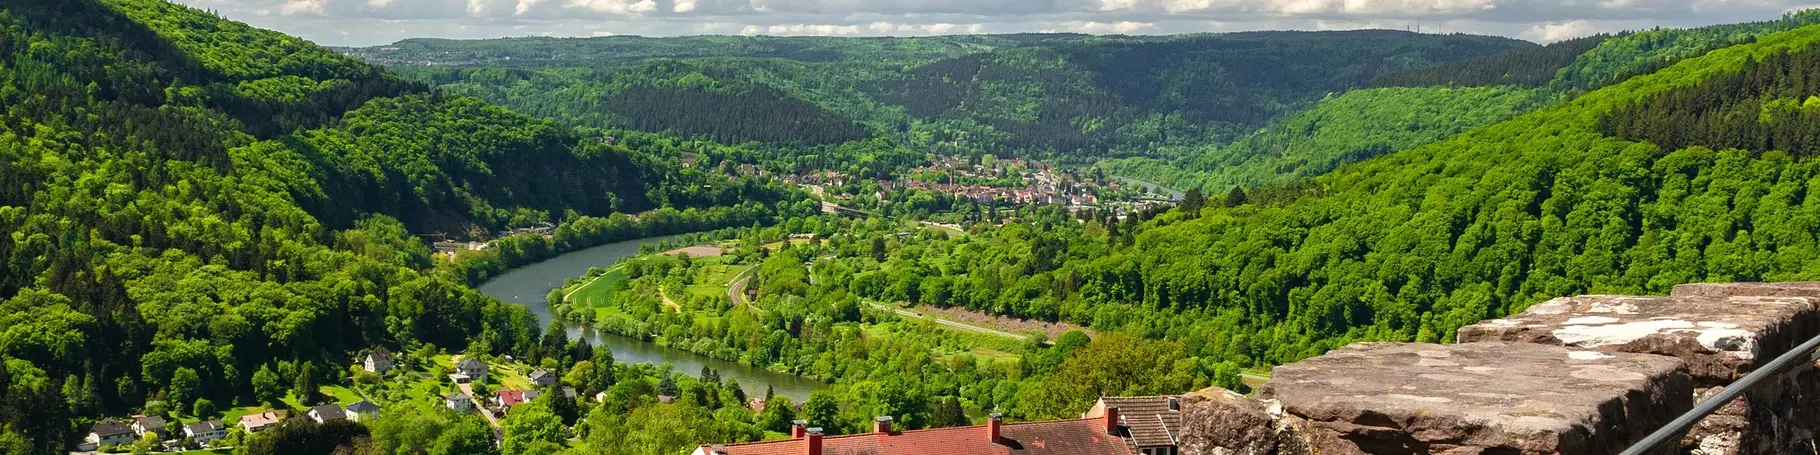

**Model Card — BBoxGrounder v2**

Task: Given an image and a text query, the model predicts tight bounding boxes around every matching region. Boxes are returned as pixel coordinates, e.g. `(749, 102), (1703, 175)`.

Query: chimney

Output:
(805, 428), (824, 455)
(873, 416), (894, 434)
(791, 420), (807, 439)
(987, 413), (1002, 443)
(1103, 407), (1120, 436)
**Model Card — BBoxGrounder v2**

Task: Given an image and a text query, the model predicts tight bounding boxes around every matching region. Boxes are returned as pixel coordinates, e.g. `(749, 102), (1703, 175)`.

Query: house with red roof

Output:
(1083, 396), (1184, 455)
(691, 412), (1133, 455)
(494, 389), (541, 408)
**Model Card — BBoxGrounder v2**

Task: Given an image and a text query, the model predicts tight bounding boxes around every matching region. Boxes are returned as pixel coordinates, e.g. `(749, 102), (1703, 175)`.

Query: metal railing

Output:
(1618, 333), (1820, 455)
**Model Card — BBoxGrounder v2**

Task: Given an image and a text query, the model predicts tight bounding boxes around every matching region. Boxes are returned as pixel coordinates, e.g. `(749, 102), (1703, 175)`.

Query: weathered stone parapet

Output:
(1670, 282), (1820, 299)
(1258, 342), (1691, 455)
(1456, 295), (1820, 384)
(1176, 285), (1820, 455)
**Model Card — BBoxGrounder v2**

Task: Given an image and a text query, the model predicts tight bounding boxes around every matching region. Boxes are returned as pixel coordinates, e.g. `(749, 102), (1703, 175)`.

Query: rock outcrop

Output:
(1456, 295), (1818, 384)
(1259, 342), (1689, 455)
(1456, 294), (1820, 455)
(1176, 282), (1820, 455)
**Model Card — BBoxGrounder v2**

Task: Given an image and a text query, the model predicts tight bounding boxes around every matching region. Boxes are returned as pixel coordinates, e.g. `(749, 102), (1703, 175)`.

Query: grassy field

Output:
(566, 266), (629, 308)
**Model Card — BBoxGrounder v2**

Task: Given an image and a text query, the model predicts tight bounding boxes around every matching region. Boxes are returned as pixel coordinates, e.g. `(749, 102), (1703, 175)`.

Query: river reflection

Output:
(474, 234), (822, 401)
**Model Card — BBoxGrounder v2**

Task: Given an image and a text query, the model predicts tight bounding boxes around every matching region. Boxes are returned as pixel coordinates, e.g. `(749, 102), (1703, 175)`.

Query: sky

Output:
(172, 0), (1820, 47)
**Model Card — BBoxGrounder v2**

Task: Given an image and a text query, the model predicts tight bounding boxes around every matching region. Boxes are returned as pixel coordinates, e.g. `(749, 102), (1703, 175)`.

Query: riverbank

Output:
(473, 233), (823, 401)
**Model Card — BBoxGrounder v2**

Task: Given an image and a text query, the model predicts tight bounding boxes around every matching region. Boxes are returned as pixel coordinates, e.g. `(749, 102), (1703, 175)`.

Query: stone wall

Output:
(1179, 283), (1820, 455)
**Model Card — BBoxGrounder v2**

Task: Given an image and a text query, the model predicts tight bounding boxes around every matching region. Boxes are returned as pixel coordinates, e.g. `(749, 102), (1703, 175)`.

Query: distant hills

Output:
(347, 31), (1531, 160)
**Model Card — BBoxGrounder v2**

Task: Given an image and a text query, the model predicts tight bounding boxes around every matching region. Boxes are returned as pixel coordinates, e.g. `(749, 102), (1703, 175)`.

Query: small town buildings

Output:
(445, 392), (473, 412)
(1084, 396), (1184, 455)
(363, 349), (395, 373)
(183, 420), (228, 446)
(347, 400), (382, 422)
(240, 411), (283, 433)
(693, 413), (1132, 455)
(83, 420), (137, 450)
(527, 368), (556, 387)
(307, 404), (348, 423)
(456, 358), (488, 381)
(131, 415), (167, 439)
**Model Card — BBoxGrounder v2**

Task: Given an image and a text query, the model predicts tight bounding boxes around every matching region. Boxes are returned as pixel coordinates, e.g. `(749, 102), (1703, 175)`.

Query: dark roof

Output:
(562, 387), (578, 398)
(1098, 396), (1182, 450)
(457, 358), (487, 369)
(347, 400), (381, 413)
(90, 420), (134, 438)
(134, 415), (167, 430)
(309, 404), (347, 421)
(528, 368), (552, 380)
(366, 349), (393, 363)
(710, 418), (1130, 455)
(184, 420), (225, 434)
(444, 392), (470, 401)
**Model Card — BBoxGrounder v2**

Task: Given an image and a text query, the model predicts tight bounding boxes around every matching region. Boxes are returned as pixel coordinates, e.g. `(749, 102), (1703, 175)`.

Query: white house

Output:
(362, 349), (395, 373)
(456, 358), (488, 381)
(445, 392), (473, 412)
(239, 411), (282, 433)
(347, 401), (381, 422)
(83, 420), (136, 450)
(183, 420), (227, 446)
(307, 404), (347, 423)
(131, 415), (167, 439)
(527, 368), (556, 387)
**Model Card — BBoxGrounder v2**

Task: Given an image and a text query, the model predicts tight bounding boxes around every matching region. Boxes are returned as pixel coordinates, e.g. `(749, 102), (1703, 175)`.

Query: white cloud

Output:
(280, 0), (323, 16)
(1042, 20), (1156, 34)
(1523, 20), (1598, 42)
(566, 0), (658, 14)
(673, 0), (696, 12)
(741, 23), (862, 35)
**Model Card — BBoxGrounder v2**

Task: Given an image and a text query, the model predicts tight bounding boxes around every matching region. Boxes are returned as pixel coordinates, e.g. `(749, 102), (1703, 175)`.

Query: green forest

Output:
(364, 31), (1530, 162)
(12, 0), (1820, 454)
(0, 0), (781, 452)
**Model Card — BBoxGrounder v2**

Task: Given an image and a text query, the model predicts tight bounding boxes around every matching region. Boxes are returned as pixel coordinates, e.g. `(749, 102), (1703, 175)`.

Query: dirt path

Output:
(658, 286), (682, 312)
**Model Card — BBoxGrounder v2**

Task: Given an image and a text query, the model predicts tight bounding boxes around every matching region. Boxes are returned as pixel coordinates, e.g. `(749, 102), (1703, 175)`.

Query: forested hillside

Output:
(0, 0), (777, 452)
(1097, 85), (1554, 191)
(963, 23), (1820, 370)
(1109, 10), (1820, 194)
(359, 31), (1530, 159)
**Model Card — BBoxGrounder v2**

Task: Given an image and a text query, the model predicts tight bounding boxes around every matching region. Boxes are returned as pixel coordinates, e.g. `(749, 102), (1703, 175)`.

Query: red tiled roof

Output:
(705, 418), (1131, 455)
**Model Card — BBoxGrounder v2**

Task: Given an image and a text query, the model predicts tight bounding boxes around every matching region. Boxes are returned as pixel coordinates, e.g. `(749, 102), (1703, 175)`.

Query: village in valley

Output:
(782, 154), (1181, 220)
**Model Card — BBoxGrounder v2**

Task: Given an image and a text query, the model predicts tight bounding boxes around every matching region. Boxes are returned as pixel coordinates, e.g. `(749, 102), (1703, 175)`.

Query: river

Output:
(1112, 175), (1185, 201)
(474, 235), (823, 401)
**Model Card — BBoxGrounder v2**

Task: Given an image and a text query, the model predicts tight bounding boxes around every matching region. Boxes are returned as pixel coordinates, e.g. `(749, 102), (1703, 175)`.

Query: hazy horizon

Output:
(174, 0), (1820, 47)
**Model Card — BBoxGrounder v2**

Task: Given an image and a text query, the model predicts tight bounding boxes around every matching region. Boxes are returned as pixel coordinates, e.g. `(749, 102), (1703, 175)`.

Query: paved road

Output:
(865, 302), (1037, 341)
(449, 355), (502, 430)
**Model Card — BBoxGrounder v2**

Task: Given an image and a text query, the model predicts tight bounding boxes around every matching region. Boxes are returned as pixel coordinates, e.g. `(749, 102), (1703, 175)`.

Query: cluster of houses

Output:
(81, 401), (382, 452)
(78, 348), (407, 452)
(442, 356), (576, 417)
(693, 395), (1185, 455)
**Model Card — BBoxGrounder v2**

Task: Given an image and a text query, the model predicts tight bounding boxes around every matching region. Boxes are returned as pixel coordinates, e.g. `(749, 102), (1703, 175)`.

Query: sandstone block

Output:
(1670, 282), (1820, 299)
(1260, 342), (1691, 455)
(1456, 295), (1819, 384)
(1177, 387), (1311, 455)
